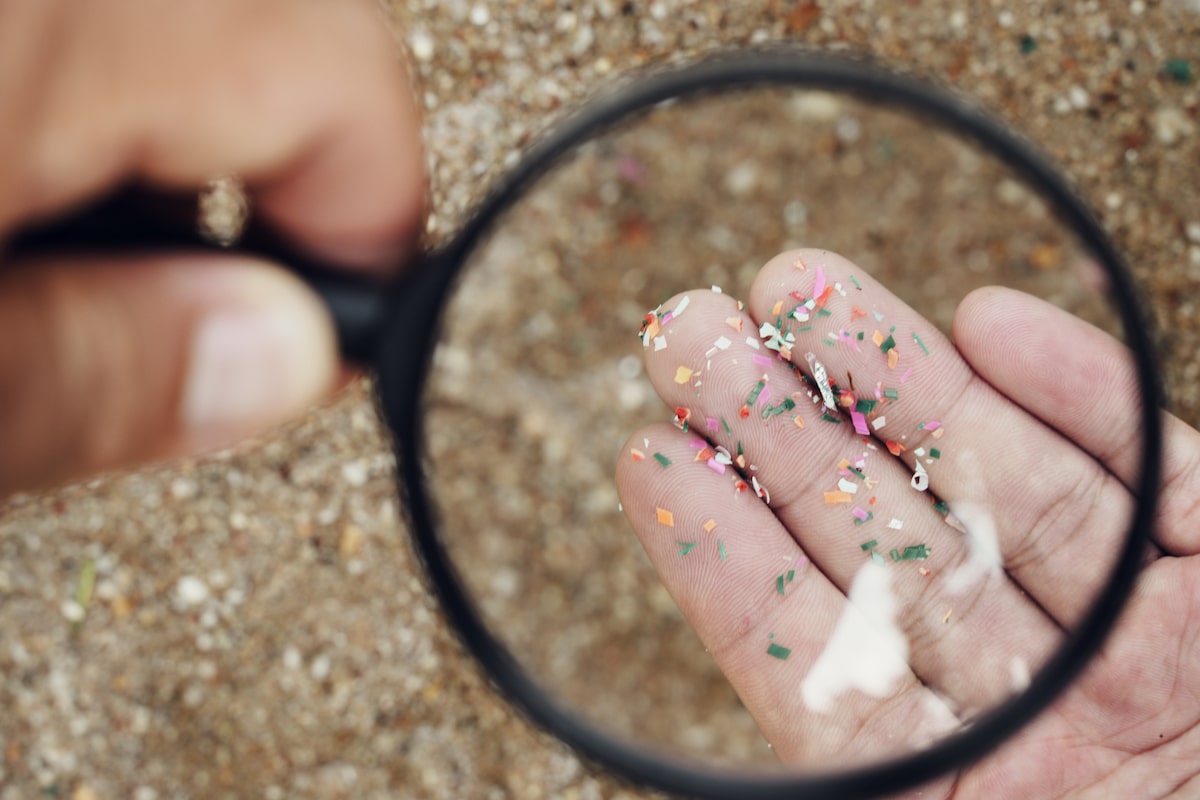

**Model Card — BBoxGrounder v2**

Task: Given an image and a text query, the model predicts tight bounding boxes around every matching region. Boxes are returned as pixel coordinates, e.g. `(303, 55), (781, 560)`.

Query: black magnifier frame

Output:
(9, 47), (1163, 800)
(376, 49), (1163, 800)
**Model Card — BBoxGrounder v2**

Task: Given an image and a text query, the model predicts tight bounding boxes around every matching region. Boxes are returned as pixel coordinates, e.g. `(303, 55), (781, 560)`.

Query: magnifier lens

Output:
(418, 84), (1142, 781)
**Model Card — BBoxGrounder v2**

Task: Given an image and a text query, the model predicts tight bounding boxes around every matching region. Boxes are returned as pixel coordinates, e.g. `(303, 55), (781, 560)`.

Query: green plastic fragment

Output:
(880, 334), (896, 353)
(855, 398), (877, 414)
(850, 275), (862, 289)
(776, 574), (786, 595)
(860, 539), (878, 551)
(766, 642), (792, 660)
(719, 540), (727, 561)
(677, 541), (697, 556)
(891, 544), (930, 561)
(854, 511), (875, 526)
(746, 379), (766, 407)
(654, 452), (672, 468)
(1165, 59), (1193, 84)
(884, 389), (899, 400)
(913, 332), (930, 355)
(930, 448), (941, 459)
(820, 411), (843, 424)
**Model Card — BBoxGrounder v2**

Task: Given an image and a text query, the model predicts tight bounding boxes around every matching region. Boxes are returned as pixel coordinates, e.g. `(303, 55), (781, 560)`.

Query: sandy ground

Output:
(2, 1), (1198, 798)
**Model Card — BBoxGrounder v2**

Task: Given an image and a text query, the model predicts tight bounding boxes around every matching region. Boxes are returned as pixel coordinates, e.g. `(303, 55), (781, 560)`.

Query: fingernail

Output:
(181, 300), (334, 439)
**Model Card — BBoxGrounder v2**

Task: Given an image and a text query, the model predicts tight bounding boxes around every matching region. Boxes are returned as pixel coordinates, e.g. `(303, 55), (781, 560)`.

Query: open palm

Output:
(616, 249), (1200, 798)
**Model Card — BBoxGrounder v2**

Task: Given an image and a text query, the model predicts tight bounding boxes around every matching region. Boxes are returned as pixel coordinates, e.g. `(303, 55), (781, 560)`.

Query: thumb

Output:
(0, 254), (338, 494)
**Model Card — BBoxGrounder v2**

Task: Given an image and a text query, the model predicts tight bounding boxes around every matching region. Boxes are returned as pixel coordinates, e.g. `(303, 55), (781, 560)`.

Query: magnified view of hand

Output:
(616, 248), (1200, 797)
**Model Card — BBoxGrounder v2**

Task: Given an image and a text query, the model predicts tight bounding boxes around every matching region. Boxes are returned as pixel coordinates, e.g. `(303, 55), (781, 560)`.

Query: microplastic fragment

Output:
(767, 642), (792, 660)
(674, 366), (693, 384)
(653, 452), (672, 468)
(673, 295), (691, 318)
(884, 389), (899, 400)
(656, 508), (675, 526)
(852, 507), (869, 521)
(814, 266), (827, 298)
(930, 448), (941, 459)
(837, 478), (859, 495)
(771, 300), (784, 317)
(793, 415), (805, 428)
(653, 336), (667, 351)
(911, 463), (930, 492)
(887, 518), (904, 530)
(887, 349), (899, 370)
(872, 330), (884, 347)
(881, 334), (896, 353)
(719, 540), (727, 561)
(706, 417), (719, 432)
(850, 410), (870, 436)
(714, 336), (732, 350)
(943, 608), (954, 624)
(677, 541), (697, 556)
(706, 458), (726, 475)
(850, 275), (862, 289)
(872, 416), (887, 431)
(860, 539), (878, 551)
(776, 575), (786, 595)
(726, 317), (744, 332)
(804, 352), (837, 410)
(746, 378), (767, 407)
(630, 448), (645, 462)
(895, 544), (929, 560)
(820, 411), (843, 424)
(721, 417), (732, 435)
(913, 332), (930, 355)
(703, 519), (717, 533)
(856, 398), (877, 414)
(746, 337), (760, 349)
(854, 512), (875, 526)
(824, 491), (853, 504)
(933, 499), (949, 516)
(753, 354), (772, 368)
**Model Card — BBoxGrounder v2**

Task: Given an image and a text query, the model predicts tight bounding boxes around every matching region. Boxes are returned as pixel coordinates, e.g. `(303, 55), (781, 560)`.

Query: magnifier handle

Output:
(3, 183), (390, 365)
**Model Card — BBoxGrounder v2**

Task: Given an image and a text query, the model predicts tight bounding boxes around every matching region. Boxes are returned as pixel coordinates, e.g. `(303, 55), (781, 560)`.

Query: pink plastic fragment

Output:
(852, 506), (870, 521)
(814, 265), (827, 298)
(706, 458), (726, 475)
(850, 410), (870, 436)
(753, 354), (773, 368)
(706, 417), (719, 432)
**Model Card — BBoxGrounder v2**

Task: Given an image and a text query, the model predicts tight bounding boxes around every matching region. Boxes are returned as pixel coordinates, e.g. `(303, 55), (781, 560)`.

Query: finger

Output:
(954, 286), (1200, 555)
(0, 0), (424, 270)
(746, 249), (1133, 627)
(0, 254), (337, 494)
(616, 421), (961, 767)
(633, 289), (1060, 717)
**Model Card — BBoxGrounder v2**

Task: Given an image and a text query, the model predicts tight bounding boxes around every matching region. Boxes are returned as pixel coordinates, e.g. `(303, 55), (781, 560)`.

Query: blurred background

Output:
(1, 1), (1197, 798)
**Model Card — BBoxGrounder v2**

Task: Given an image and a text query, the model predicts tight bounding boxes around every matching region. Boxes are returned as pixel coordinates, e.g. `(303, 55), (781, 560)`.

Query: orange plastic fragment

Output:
(886, 440), (905, 456)
(887, 349), (899, 370)
(630, 449), (645, 462)
(823, 491), (853, 504)
(656, 508), (675, 526)
(703, 519), (717, 533)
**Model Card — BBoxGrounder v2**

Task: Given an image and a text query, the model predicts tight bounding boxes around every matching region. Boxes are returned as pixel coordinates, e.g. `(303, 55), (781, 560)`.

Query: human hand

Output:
(616, 248), (1200, 797)
(0, 0), (425, 495)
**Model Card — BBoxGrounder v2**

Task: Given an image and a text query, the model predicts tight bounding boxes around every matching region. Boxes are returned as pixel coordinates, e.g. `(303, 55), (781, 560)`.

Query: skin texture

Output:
(616, 249), (1200, 798)
(0, 0), (425, 494)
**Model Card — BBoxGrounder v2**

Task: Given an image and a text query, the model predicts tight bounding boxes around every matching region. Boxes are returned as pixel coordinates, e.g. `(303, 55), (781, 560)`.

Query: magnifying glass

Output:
(11, 48), (1162, 799)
